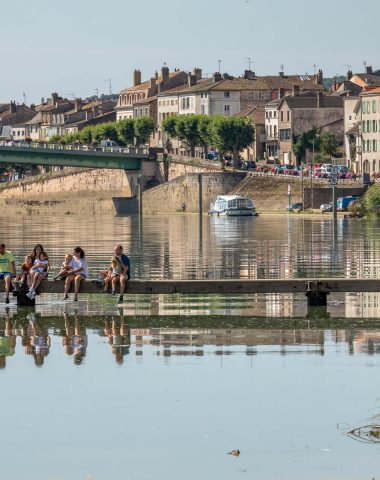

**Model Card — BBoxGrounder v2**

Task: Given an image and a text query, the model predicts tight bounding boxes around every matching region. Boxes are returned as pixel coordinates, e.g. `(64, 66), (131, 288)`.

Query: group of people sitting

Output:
(0, 243), (130, 304)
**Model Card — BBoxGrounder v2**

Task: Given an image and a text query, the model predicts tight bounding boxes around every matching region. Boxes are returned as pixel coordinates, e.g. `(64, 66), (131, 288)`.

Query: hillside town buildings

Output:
(3, 63), (380, 173)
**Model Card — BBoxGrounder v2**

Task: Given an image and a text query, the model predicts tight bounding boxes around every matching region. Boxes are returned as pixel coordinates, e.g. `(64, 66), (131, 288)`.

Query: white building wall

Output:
(209, 91), (240, 116)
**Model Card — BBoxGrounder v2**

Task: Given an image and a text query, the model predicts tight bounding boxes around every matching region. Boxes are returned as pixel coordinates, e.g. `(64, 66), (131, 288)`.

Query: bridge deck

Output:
(0, 145), (151, 170)
(1, 278), (379, 295)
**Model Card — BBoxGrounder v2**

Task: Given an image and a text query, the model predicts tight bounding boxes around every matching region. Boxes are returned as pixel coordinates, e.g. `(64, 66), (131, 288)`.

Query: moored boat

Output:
(209, 195), (256, 216)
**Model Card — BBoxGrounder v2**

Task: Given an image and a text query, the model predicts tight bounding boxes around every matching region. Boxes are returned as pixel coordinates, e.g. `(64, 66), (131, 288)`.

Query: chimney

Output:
(74, 98), (82, 112)
(213, 72), (222, 82)
(278, 88), (285, 99)
(9, 101), (16, 114)
(279, 70), (284, 77)
(149, 77), (156, 90)
(188, 73), (196, 87)
(292, 84), (300, 97)
(244, 70), (256, 80)
(315, 69), (323, 85)
(158, 82), (165, 93)
(366, 65), (373, 75)
(51, 92), (59, 107)
(133, 69), (142, 87)
(317, 92), (324, 108)
(161, 64), (169, 83)
(193, 68), (202, 80)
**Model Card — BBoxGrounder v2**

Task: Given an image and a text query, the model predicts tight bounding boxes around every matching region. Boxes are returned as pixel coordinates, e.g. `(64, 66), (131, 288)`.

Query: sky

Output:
(0, 0), (378, 104)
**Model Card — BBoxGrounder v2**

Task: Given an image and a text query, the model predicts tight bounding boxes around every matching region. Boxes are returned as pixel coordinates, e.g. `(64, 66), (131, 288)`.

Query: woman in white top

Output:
(62, 246), (88, 302)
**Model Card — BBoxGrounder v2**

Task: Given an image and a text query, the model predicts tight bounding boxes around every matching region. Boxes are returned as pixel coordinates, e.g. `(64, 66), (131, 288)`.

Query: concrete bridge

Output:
(0, 143), (152, 170)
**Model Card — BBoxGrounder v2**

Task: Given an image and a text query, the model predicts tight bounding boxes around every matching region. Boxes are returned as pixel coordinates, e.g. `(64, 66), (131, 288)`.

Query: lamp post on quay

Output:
(311, 134), (319, 210)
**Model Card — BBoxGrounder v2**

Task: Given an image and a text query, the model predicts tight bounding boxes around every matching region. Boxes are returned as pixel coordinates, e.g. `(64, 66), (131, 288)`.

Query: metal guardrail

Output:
(0, 141), (149, 156)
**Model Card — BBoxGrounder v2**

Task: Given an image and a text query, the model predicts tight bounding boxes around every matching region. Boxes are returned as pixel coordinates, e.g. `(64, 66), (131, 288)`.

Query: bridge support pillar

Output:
(305, 281), (329, 307)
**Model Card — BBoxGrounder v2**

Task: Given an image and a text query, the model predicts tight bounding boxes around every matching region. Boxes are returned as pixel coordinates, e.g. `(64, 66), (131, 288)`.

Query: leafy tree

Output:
(49, 134), (62, 144)
(162, 116), (178, 139)
(116, 118), (135, 146)
(175, 115), (202, 157)
(79, 126), (93, 145)
(209, 116), (255, 168)
(292, 127), (320, 164)
(320, 132), (339, 159)
(92, 122), (118, 143)
(134, 116), (155, 146)
(197, 115), (212, 158)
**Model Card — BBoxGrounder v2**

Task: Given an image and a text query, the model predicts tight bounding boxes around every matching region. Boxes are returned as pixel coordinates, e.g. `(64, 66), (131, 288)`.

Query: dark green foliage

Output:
(134, 117), (155, 146)
(116, 118), (135, 145)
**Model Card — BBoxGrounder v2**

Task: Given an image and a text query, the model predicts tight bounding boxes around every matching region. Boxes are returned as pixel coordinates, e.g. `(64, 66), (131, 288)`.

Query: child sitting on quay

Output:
(27, 252), (49, 299)
(13, 255), (33, 290)
(54, 254), (74, 281)
(103, 256), (124, 295)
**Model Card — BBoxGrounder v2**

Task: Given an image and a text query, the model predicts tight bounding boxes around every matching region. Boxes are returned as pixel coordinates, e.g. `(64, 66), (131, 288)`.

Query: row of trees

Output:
(49, 117), (155, 147)
(292, 128), (340, 163)
(162, 114), (255, 168)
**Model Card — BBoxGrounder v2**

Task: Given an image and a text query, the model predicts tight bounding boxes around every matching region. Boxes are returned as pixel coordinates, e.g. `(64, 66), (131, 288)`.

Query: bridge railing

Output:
(0, 141), (149, 156)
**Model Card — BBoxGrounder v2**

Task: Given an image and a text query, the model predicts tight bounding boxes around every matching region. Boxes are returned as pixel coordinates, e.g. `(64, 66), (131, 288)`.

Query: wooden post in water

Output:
(198, 173), (203, 215)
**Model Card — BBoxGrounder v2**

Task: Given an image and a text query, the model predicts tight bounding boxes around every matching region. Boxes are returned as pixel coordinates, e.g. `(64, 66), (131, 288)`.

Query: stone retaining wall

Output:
(143, 172), (246, 213)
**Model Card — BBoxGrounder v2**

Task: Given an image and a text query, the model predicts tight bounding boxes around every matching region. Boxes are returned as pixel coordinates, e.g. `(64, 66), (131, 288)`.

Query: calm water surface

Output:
(1, 214), (380, 480)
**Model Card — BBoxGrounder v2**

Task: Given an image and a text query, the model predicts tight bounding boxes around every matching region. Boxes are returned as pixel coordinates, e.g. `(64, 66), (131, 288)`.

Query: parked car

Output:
(320, 202), (333, 213)
(287, 202), (303, 212)
(208, 151), (219, 160)
(100, 139), (119, 147)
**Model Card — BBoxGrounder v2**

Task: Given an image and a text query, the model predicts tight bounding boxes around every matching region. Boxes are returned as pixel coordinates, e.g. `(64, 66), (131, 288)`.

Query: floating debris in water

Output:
(346, 425), (380, 443)
(227, 449), (240, 457)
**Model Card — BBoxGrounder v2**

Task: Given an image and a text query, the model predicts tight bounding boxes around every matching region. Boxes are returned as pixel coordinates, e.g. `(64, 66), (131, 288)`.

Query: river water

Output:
(1, 214), (380, 480)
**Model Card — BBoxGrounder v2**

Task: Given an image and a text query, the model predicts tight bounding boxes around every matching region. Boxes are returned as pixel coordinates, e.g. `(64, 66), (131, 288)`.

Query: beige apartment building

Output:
(360, 87), (380, 173)
(277, 93), (343, 164)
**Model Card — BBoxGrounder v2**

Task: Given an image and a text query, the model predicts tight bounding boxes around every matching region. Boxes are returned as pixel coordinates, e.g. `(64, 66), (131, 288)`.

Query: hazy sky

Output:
(1, 0), (378, 104)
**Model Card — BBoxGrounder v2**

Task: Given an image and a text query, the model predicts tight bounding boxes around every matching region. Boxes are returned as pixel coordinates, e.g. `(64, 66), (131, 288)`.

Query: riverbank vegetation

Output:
(350, 183), (380, 217)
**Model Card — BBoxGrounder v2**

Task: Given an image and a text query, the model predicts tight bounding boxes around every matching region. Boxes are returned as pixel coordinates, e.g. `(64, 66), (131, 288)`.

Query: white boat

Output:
(209, 195), (256, 216)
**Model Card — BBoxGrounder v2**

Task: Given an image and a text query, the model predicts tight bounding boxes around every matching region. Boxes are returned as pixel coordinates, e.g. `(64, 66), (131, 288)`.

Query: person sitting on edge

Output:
(103, 256), (124, 295)
(62, 246), (88, 302)
(98, 245), (130, 304)
(13, 255), (33, 290)
(27, 252), (49, 299)
(0, 243), (16, 304)
(54, 253), (74, 281)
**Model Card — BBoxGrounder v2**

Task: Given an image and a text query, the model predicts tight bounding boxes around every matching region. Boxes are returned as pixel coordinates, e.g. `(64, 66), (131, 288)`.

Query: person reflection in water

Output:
(62, 312), (88, 365)
(104, 317), (130, 364)
(27, 314), (51, 367)
(0, 310), (16, 368)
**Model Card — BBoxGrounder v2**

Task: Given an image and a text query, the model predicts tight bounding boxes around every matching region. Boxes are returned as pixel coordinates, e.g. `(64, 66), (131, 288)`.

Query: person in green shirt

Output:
(0, 243), (16, 304)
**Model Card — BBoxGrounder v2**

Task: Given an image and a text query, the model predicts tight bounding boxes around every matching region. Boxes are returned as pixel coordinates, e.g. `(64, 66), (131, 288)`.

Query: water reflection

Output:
(1, 215), (380, 281)
(3, 312), (380, 368)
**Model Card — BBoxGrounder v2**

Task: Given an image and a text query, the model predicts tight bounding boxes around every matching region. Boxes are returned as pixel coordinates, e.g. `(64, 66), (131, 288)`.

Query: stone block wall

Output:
(142, 172), (246, 213)
(0, 168), (138, 199)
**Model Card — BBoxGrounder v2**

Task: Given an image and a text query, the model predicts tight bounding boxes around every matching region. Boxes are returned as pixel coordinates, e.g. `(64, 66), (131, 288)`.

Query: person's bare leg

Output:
(4, 276), (11, 300)
(31, 272), (41, 290)
(74, 276), (82, 301)
(63, 275), (73, 299)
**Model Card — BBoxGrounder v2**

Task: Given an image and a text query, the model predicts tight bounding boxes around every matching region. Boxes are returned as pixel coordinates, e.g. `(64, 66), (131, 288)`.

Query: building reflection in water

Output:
(1, 311), (380, 368)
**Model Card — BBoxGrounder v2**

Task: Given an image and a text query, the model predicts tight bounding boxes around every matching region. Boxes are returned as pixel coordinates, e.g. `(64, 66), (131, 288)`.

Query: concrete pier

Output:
(2, 278), (380, 307)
